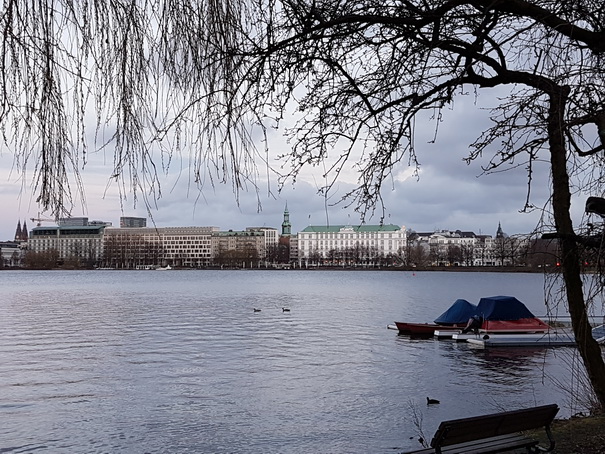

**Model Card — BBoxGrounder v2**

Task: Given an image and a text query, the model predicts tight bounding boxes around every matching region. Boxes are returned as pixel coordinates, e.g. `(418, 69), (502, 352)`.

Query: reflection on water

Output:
(445, 342), (549, 379)
(0, 270), (586, 453)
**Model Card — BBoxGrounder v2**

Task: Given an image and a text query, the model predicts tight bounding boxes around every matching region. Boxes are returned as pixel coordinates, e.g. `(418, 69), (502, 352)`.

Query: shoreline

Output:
(1, 266), (553, 273)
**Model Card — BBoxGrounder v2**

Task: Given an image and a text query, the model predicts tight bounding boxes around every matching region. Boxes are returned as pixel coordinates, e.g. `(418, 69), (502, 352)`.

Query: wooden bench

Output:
(402, 403), (559, 454)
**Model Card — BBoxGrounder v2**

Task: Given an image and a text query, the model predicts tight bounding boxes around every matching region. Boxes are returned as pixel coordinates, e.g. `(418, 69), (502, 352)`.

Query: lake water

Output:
(0, 270), (589, 453)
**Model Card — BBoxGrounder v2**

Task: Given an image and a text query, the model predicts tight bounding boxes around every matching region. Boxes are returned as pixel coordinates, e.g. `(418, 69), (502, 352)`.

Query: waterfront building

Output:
(0, 241), (24, 267)
(103, 226), (217, 268)
(414, 230), (479, 266)
(211, 228), (276, 267)
(245, 227), (279, 253)
(474, 234), (497, 266)
(412, 230), (489, 266)
(289, 235), (299, 264)
(163, 226), (217, 267)
(28, 225), (106, 265)
(297, 223), (406, 267)
(409, 226), (529, 267)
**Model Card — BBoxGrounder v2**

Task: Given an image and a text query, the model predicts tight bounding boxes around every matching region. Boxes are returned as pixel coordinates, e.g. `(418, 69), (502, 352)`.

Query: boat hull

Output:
(465, 331), (576, 347)
(394, 322), (460, 336)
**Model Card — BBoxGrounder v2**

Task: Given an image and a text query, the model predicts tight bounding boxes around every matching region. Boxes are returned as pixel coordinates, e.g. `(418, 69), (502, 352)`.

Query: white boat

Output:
(156, 265), (172, 270)
(462, 325), (605, 348)
(465, 331), (577, 347)
(451, 330), (551, 343)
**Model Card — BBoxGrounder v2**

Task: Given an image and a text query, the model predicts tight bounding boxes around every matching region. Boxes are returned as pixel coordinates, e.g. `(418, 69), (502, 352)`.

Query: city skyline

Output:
(4, 210), (538, 243)
(0, 91), (592, 243)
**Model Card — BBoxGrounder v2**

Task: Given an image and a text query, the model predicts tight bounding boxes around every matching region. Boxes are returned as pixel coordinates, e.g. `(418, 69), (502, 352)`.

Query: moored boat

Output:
(474, 296), (550, 333)
(394, 321), (461, 336)
(444, 296), (550, 340)
(465, 331), (576, 347)
(456, 324), (605, 347)
(394, 298), (475, 336)
(398, 296), (552, 339)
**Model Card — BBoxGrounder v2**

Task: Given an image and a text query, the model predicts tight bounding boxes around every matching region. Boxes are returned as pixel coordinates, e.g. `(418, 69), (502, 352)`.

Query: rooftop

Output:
(300, 224), (402, 233)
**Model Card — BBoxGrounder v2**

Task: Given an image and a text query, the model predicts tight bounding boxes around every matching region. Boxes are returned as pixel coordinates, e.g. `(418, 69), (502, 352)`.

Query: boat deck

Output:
(465, 331), (577, 347)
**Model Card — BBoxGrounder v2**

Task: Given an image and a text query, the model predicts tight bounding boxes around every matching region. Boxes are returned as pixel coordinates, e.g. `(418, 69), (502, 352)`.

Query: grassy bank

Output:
(529, 415), (605, 453)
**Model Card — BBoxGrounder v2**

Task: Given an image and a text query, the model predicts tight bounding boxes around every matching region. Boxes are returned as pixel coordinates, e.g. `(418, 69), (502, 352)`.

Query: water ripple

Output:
(0, 270), (576, 453)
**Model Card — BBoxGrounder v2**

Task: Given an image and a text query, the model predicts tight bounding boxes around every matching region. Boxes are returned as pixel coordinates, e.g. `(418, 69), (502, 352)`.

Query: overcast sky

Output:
(0, 88), (591, 242)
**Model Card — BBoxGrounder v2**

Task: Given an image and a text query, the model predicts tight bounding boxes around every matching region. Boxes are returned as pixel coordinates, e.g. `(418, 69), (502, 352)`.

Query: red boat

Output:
(394, 321), (461, 336)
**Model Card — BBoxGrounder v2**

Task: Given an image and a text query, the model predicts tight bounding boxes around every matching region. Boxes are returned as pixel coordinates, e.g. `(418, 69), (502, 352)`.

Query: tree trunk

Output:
(548, 86), (605, 410)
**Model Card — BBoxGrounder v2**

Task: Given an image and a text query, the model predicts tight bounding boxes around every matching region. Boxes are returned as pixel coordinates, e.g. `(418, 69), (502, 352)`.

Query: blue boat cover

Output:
(433, 299), (478, 325)
(475, 295), (536, 320)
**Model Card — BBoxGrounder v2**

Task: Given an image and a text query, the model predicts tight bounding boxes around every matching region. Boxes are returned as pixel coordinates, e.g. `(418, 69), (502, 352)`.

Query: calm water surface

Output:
(0, 270), (584, 453)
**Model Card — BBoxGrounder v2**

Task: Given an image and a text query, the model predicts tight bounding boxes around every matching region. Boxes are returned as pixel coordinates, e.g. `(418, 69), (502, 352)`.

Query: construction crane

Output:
(30, 216), (56, 227)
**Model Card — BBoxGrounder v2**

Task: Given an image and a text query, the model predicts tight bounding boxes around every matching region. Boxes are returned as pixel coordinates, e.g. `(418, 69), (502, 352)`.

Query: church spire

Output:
(14, 219), (29, 242)
(21, 220), (29, 241)
(14, 220), (22, 242)
(281, 204), (292, 236)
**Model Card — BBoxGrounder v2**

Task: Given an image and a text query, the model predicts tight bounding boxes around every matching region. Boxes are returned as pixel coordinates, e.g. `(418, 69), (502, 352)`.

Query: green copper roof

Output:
(300, 224), (401, 233)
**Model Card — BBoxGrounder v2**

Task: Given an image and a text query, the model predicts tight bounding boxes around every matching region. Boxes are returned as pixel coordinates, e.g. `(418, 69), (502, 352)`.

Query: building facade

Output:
(246, 227), (279, 254)
(212, 228), (278, 267)
(0, 242), (24, 267)
(409, 227), (528, 267)
(297, 224), (407, 267)
(101, 226), (277, 268)
(20, 212), (530, 269)
(103, 226), (218, 268)
(28, 225), (106, 265)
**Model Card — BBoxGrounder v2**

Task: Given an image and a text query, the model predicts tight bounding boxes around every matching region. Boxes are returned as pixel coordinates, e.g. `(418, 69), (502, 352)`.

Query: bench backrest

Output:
(431, 404), (559, 448)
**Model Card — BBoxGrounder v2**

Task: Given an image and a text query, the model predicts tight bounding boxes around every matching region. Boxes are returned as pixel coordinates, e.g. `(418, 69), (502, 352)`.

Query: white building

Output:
(410, 229), (520, 266)
(0, 242), (24, 267)
(297, 224), (406, 266)
(29, 225), (106, 264)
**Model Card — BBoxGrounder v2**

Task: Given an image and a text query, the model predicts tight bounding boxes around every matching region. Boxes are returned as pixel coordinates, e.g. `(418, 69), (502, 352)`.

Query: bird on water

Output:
(427, 397), (440, 405)
(282, 307), (291, 312)
(253, 308), (261, 312)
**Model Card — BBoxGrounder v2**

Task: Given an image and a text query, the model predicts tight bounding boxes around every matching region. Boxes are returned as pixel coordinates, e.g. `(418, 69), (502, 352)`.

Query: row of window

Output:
(300, 233), (403, 240)
(305, 239), (398, 246)
(164, 253), (212, 258)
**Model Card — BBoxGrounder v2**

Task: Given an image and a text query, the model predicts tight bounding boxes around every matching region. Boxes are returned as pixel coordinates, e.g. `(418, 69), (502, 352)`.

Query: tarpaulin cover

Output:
(475, 295), (536, 320)
(433, 299), (478, 325)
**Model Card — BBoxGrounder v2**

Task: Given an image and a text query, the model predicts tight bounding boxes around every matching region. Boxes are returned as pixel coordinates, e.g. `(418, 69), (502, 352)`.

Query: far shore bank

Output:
(1, 265), (559, 273)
